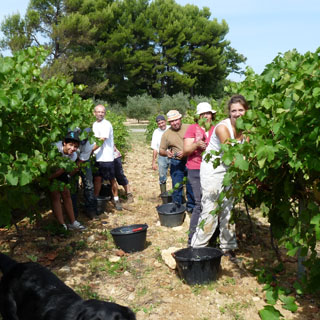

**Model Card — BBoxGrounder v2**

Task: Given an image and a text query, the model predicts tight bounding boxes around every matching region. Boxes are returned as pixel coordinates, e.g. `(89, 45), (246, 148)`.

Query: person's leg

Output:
(219, 194), (237, 252)
(185, 167), (195, 213)
(80, 163), (97, 216)
(60, 187), (76, 224)
(114, 157), (132, 200)
(187, 169), (201, 245)
(70, 174), (79, 219)
(158, 156), (169, 193)
(170, 159), (185, 204)
(191, 163), (221, 247)
(50, 190), (65, 225)
(94, 176), (103, 197)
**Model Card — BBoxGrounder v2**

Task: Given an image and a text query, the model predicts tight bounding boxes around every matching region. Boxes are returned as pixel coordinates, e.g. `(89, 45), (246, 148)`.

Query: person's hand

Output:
(166, 149), (174, 158)
(175, 151), (183, 159)
(152, 160), (158, 170)
(196, 140), (207, 150)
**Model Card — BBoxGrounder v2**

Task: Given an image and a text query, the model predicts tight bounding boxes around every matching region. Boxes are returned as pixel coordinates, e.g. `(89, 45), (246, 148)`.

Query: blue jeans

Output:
(80, 162), (97, 213)
(158, 155), (170, 184)
(170, 158), (195, 211)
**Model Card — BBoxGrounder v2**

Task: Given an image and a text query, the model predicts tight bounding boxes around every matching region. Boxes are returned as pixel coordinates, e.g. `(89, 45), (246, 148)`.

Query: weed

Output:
(43, 221), (70, 236)
(75, 284), (100, 300)
(26, 254), (38, 262)
(89, 256), (129, 276)
(137, 286), (148, 297)
(154, 247), (163, 263)
(222, 276), (236, 286)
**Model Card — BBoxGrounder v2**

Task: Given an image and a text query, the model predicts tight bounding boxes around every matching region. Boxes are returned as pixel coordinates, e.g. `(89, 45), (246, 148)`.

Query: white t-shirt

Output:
(151, 125), (170, 153)
(92, 119), (114, 162)
(55, 141), (77, 162)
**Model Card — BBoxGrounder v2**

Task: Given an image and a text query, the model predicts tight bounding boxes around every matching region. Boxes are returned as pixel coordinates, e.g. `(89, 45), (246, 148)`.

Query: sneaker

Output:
(114, 200), (122, 211)
(62, 224), (68, 231)
(126, 193), (134, 203)
(223, 250), (239, 263)
(67, 220), (86, 231)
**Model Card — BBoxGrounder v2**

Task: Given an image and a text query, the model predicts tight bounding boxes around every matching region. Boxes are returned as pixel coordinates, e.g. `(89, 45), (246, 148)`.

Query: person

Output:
(191, 95), (249, 261)
(151, 115), (170, 194)
(77, 128), (98, 219)
(159, 110), (194, 211)
(49, 131), (86, 231)
(183, 102), (216, 245)
(92, 104), (122, 211)
(114, 145), (134, 203)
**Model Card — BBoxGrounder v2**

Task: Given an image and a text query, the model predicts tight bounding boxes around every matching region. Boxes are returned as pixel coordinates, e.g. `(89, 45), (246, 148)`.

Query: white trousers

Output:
(191, 161), (237, 251)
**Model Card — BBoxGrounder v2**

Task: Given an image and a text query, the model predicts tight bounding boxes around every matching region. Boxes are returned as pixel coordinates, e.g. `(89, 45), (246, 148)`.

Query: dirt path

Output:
(0, 132), (319, 320)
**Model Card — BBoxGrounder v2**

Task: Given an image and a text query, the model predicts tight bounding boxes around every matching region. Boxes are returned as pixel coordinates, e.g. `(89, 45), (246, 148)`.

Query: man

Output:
(92, 104), (122, 211)
(151, 115), (170, 194)
(159, 110), (194, 211)
(49, 131), (86, 231)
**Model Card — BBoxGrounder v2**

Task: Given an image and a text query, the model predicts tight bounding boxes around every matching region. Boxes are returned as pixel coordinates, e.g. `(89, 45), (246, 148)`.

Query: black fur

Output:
(0, 253), (136, 320)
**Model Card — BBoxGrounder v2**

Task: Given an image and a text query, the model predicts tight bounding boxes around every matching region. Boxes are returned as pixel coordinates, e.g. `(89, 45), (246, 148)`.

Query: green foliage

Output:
(206, 47), (320, 314)
(0, 47), (128, 226)
(126, 94), (158, 122)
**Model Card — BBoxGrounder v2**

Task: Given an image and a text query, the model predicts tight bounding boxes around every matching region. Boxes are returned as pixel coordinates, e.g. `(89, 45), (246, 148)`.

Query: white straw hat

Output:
(196, 102), (217, 115)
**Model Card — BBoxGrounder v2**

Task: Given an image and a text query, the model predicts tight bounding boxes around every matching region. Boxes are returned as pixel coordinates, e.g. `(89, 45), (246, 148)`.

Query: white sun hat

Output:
(196, 102), (217, 115)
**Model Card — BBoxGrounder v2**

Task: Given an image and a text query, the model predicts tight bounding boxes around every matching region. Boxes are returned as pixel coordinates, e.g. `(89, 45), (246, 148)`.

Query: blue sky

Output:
(1, 0), (320, 81)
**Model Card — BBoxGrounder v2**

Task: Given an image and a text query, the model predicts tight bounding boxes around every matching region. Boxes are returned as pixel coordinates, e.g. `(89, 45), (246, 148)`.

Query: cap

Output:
(156, 115), (166, 122)
(196, 102), (217, 115)
(166, 110), (182, 122)
(64, 131), (80, 143)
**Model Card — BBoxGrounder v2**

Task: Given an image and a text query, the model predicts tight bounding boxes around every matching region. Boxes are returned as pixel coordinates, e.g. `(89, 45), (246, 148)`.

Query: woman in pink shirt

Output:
(183, 102), (216, 245)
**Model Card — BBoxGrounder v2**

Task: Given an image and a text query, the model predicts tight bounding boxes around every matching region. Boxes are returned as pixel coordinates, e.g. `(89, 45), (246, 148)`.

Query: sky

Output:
(1, 0), (320, 81)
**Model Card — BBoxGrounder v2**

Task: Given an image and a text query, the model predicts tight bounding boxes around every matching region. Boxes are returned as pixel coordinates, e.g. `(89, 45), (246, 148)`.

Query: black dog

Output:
(0, 253), (136, 320)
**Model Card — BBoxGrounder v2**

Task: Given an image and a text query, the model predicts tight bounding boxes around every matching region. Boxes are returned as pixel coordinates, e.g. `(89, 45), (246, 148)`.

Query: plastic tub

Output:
(173, 247), (223, 285)
(156, 203), (186, 227)
(110, 224), (148, 253)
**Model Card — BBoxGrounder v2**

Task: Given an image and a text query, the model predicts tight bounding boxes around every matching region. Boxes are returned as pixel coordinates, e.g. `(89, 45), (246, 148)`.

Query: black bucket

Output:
(156, 203), (186, 227)
(173, 247), (223, 285)
(99, 183), (112, 199)
(110, 224), (148, 253)
(96, 196), (108, 215)
(160, 191), (173, 204)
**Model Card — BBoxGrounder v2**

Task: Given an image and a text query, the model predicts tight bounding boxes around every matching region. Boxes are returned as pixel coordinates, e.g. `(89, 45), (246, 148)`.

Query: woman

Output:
(191, 95), (249, 259)
(183, 102), (216, 245)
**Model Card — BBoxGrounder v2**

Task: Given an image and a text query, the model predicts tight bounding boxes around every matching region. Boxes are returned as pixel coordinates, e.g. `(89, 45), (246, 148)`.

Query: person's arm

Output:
(49, 168), (65, 180)
(183, 138), (207, 156)
(159, 132), (173, 158)
(215, 124), (231, 144)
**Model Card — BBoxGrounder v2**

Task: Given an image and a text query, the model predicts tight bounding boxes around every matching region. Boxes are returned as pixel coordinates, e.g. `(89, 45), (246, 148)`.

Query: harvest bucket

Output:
(110, 224), (148, 253)
(173, 247), (223, 285)
(156, 203), (186, 227)
(160, 191), (173, 204)
(96, 196), (108, 215)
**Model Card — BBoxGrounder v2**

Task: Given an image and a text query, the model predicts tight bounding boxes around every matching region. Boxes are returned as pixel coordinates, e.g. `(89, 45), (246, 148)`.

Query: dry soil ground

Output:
(0, 126), (319, 320)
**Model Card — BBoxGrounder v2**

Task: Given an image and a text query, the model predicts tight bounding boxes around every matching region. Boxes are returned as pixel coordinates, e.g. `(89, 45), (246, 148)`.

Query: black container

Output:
(96, 196), (108, 215)
(160, 191), (173, 204)
(99, 183), (112, 199)
(156, 203), (186, 227)
(110, 224), (148, 253)
(173, 247), (223, 285)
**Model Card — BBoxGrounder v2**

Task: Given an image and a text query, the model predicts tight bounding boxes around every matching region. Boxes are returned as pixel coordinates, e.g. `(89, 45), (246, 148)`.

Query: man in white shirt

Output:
(92, 105), (122, 211)
(151, 115), (170, 194)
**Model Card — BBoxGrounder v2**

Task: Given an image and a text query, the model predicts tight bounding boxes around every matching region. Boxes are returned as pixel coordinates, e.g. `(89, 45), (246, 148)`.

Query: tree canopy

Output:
(1, 0), (246, 103)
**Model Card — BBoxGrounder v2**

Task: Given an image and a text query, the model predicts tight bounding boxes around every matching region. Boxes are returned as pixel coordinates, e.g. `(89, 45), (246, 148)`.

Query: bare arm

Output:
(152, 150), (158, 170)
(215, 124), (231, 144)
(183, 137), (207, 156)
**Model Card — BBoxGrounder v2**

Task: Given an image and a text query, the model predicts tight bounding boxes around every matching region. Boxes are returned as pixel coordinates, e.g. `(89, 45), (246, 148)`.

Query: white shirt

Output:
(92, 119), (114, 162)
(55, 141), (77, 162)
(151, 126), (170, 153)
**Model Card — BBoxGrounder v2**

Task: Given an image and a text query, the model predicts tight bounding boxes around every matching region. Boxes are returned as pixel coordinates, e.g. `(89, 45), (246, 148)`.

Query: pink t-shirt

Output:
(184, 124), (214, 170)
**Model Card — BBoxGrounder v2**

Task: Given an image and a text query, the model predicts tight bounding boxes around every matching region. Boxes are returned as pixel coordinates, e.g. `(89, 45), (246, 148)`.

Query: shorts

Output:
(94, 161), (116, 181)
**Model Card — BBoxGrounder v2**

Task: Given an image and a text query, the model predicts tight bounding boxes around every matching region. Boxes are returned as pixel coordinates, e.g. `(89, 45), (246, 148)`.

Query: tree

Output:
(1, 0), (246, 102)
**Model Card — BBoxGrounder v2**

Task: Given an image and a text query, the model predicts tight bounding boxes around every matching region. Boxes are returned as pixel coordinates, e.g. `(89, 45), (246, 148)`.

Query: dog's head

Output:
(74, 300), (136, 320)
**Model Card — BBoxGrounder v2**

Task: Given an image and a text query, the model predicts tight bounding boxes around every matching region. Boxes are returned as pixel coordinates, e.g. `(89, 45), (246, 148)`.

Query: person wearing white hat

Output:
(191, 95), (249, 262)
(159, 110), (195, 210)
(183, 102), (216, 245)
